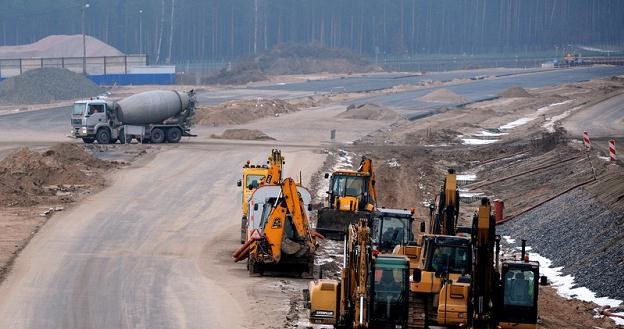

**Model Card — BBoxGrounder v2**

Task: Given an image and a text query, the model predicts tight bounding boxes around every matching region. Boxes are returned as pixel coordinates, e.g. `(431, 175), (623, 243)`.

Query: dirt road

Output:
(0, 93), (393, 328)
(0, 143), (325, 329)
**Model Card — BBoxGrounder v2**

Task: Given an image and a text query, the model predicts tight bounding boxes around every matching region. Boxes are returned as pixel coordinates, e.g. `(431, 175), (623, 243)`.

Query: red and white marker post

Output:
(609, 140), (616, 161)
(583, 131), (591, 149)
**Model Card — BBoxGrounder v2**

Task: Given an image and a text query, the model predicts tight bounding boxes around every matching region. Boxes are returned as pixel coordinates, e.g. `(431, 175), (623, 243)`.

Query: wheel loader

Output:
(316, 156), (377, 240)
(233, 177), (317, 277)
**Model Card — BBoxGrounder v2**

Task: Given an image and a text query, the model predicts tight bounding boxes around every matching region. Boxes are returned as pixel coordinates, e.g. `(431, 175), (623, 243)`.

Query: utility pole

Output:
(139, 10), (143, 54)
(82, 2), (90, 75)
(254, 0), (258, 54)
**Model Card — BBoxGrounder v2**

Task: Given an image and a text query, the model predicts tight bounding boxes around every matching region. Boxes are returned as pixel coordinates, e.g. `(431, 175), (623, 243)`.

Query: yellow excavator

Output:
(394, 170), (543, 328)
(233, 177), (317, 277)
(305, 219), (411, 328)
(470, 198), (544, 329)
(392, 168), (471, 328)
(317, 157), (377, 240)
(237, 149), (285, 243)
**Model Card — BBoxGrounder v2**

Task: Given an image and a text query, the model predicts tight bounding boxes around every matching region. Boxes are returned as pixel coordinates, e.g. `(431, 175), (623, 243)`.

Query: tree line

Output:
(1, 0), (623, 63)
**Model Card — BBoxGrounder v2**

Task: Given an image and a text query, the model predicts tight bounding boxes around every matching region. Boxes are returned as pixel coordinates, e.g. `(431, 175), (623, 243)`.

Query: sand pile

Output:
(0, 68), (103, 105)
(0, 144), (106, 206)
(211, 129), (275, 141)
(194, 98), (298, 126)
(0, 35), (123, 59)
(337, 103), (401, 121)
(420, 89), (464, 103)
(498, 86), (533, 98)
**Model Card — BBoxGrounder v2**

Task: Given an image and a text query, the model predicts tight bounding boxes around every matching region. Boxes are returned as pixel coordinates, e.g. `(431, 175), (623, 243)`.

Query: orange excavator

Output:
(233, 177), (318, 277)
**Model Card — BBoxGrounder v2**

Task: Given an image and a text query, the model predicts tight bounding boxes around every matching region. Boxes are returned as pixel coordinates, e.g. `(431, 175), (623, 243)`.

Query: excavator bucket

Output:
(316, 208), (370, 240)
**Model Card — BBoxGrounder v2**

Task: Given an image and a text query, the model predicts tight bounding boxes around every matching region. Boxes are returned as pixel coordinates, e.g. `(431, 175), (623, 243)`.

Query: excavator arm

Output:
(432, 168), (459, 236)
(261, 149), (285, 185)
(358, 157), (377, 208)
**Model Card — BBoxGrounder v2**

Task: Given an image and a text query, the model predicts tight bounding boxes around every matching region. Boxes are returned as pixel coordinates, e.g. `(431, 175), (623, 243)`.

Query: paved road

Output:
(563, 92), (624, 138)
(351, 66), (624, 119)
(252, 67), (541, 93)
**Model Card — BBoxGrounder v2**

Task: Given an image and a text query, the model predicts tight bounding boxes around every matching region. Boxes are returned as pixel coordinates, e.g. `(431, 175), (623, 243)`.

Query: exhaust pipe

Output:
(521, 239), (527, 262)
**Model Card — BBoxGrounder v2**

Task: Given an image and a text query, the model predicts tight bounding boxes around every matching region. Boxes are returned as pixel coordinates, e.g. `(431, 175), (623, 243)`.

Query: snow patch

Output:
(387, 158), (400, 168)
(529, 252), (623, 307)
(456, 174), (477, 181)
(542, 105), (583, 132)
(461, 138), (499, 145)
(502, 235), (516, 244)
(499, 100), (574, 131)
(474, 130), (508, 137)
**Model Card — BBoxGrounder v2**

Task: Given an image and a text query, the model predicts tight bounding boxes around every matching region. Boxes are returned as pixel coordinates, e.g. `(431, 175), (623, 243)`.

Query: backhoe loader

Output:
(305, 219), (410, 328)
(233, 177), (317, 277)
(317, 157), (377, 240)
(237, 149), (285, 243)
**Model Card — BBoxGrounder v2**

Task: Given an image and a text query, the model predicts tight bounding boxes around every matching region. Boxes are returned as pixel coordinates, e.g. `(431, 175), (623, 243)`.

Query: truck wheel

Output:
(151, 128), (165, 143)
(82, 137), (95, 144)
(166, 127), (182, 143)
(96, 128), (111, 144)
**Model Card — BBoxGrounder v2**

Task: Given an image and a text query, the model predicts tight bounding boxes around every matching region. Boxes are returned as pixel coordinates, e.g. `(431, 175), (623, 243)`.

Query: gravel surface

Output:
(0, 68), (103, 104)
(498, 188), (624, 300)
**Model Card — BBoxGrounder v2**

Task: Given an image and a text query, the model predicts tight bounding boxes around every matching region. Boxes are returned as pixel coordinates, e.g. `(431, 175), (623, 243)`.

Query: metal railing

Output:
(0, 55), (148, 78)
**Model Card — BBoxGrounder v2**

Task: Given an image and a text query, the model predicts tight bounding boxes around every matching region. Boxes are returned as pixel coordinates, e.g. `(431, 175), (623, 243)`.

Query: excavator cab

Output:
(498, 260), (540, 328)
(410, 235), (471, 326)
(370, 208), (415, 253)
(370, 256), (410, 328)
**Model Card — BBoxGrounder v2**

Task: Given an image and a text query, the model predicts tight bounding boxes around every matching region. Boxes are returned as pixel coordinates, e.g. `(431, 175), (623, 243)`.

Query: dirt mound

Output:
(420, 89), (464, 103)
(203, 44), (374, 84)
(202, 59), (267, 85)
(0, 68), (103, 105)
(337, 103), (401, 121)
(194, 98), (298, 126)
(498, 86), (533, 98)
(211, 129), (275, 141)
(0, 144), (106, 207)
(0, 34), (123, 59)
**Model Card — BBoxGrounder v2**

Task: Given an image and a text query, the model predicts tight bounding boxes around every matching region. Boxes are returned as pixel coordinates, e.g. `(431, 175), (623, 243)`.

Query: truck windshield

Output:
(332, 175), (366, 197)
(73, 103), (86, 115)
(503, 269), (536, 307)
(246, 175), (265, 189)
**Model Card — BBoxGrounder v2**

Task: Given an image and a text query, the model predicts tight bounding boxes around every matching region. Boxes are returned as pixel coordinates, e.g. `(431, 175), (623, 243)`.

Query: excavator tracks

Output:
(408, 293), (428, 329)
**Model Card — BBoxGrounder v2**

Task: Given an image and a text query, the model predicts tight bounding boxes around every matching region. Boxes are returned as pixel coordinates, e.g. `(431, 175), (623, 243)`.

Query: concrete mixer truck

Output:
(70, 90), (196, 144)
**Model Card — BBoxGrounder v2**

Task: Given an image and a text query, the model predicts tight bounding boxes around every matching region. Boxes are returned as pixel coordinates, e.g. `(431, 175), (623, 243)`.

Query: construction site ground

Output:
(0, 67), (622, 328)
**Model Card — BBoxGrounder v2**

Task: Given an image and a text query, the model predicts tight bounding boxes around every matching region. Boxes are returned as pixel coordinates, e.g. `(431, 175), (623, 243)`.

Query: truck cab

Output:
(237, 162), (268, 243)
(71, 99), (114, 144)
